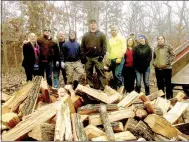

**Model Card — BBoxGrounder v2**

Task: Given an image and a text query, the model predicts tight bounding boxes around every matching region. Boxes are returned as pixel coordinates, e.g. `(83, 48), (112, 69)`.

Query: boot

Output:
(145, 86), (150, 96)
(135, 86), (141, 93)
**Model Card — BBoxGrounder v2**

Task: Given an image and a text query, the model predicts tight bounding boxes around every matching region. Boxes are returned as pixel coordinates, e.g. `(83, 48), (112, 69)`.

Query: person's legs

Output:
(114, 58), (124, 89)
(61, 68), (67, 85)
(94, 57), (107, 90)
(135, 69), (142, 93)
(155, 68), (165, 92)
(85, 57), (94, 88)
(46, 61), (53, 87)
(24, 67), (33, 81)
(164, 69), (173, 99)
(53, 67), (60, 88)
(143, 66), (150, 96)
(123, 67), (135, 93)
(74, 61), (86, 85)
(110, 59), (116, 89)
(65, 62), (74, 85)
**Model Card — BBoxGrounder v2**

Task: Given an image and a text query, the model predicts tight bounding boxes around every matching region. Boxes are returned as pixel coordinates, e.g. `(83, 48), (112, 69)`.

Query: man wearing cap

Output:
(37, 28), (58, 88)
(107, 26), (126, 92)
(80, 19), (107, 90)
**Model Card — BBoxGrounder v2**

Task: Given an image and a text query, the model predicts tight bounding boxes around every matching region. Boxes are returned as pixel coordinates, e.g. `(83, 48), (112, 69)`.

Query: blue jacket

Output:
(62, 40), (81, 62)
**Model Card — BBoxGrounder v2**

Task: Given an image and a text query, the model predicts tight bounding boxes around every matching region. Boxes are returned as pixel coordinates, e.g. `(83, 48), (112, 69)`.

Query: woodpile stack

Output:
(1, 76), (189, 141)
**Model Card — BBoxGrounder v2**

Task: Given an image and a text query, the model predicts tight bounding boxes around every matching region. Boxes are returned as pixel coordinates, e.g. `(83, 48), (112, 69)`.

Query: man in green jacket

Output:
(80, 19), (107, 90)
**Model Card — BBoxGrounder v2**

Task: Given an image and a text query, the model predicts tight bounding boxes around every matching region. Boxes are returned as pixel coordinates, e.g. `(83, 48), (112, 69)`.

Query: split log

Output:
(84, 125), (105, 140)
(2, 100), (61, 141)
(1, 92), (10, 102)
(64, 103), (72, 141)
(2, 124), (8, 131)
(2, 112), (20, 129)
(135, 120), (155, 141)
(104, 85), (122, 98)
(65, 85), (83, 110)
(35, 101), (48, 110)
(164, 102), (189, 124)
(173, 123), (189, 135)
(154, 97), (170, 114)
(91, 131), (136, 141)
(77, 104), (118, 115)
(58, 88), (75, 113)
(99, 104), (115, 141)
(125, 118), (139, 136)
(80, 115), (88, 122)
(144, 114), (184, 139)
(28, 123), (55, 141)
(50, 95), (57, 103)
(20, 76), (42, 116)
(71, 113), (88, 141)
(154, 134), (170, 141)
(135, 108), (148, 119)
(111, 122), (124, 132)
(40, 79), (51, 103)
(144, 101), (155, 114)
(2, 81), (33, 114)
(152, 105), (163, 116)
(54, 103), (66, 141)
(89, 109), (135, 126)
(137, 137), (146, 141)
(117, 91), (139, 108)
(175, 92), (185, 101)
(75, 84), (120, 104)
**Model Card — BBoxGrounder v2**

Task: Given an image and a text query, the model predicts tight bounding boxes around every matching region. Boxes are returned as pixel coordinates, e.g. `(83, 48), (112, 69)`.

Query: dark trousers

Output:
(24, 66), (41, 81)
(41, 61), (53, 86)
(123, 66), (136, 93)
(155, 68), (173, 99)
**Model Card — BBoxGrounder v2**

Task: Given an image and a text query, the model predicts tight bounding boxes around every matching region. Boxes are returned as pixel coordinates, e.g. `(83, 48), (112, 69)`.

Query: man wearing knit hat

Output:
(107, 25), (126, 92)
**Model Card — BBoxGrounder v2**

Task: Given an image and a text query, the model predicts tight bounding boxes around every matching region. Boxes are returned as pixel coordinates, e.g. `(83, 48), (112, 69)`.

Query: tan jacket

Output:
(153, 44), (175, 69)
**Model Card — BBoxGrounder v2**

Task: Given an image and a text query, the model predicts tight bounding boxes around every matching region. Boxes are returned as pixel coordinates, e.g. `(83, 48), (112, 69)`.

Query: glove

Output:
(98, 56), (104, 62)
(116, 58), (121, 64)
(61, 62), (65, 69)
(56, 61), (59, 67)
(81, 57), (87, 64)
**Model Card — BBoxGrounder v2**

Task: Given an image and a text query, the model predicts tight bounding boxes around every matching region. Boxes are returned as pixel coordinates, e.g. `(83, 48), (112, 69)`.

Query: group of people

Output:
(22, 19), (176, 99)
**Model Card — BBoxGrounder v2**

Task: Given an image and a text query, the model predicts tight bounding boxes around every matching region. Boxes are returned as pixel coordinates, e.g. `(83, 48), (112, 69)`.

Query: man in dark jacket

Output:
(80, 19), (107, 90)
(62, 30), (86, 88)
(53, 31), (67, 88)
(37, 28), (57, 87)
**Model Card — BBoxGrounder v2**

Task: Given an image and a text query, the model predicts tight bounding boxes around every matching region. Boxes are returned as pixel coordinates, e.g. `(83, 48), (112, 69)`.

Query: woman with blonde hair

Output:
(123, 36), (136, 93)
(22, 33), (41, 81)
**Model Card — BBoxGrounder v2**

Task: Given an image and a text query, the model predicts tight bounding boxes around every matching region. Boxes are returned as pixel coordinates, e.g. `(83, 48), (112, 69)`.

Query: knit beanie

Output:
(139, 34), (146, 40)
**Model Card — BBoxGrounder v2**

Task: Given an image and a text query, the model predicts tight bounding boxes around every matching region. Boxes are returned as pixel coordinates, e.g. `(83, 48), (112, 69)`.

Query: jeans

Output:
(41, 61), (53, 86)
(135, 66), (150, 95)
(53, 66), (67, 88)
(110, 58), (124, 89)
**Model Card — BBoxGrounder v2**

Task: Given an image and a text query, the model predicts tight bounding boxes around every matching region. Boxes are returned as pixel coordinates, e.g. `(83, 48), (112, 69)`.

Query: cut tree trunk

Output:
(164, 102), (189, 124)
(2, 112), (20, 129)
(135, 120), (155, 141)
(75, 84), (120, 104)
(89, 109), (135, 126)
(144, 114), (188, 140)
(99, 104), (115, 141)
(71, 113), (88, 141)
(125, 118), (139, 136)
(91, 131), (136, 141)
(77, 104), (118, 115)
(84, 125), (105, 140)
(20, 76), (42, 116)
(117, 91), (139, 108)
(28, 123), (55, 141)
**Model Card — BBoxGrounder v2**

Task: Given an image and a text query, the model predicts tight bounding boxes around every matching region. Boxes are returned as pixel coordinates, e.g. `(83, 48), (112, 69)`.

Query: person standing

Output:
(37, 28), (57, 88)
(80, 19), (107, 90)
(133, 34), (152, 95)
(107, 26), (126, 91)
(123, 36), (136, 93)
(153, 36), (175, 99)
(22, 33), (41, 81)
(62, 30), (86, 88)
(53, 31), (67, 88)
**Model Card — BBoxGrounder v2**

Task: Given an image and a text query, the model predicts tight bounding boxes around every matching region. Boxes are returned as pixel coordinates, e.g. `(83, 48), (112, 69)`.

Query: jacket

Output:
(153, 44), (175, 69)
(80, 30), (107, 58)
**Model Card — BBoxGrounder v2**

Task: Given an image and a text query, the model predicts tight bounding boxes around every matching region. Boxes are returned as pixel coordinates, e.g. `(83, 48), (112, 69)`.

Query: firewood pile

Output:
(1, 76), (189, 141)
